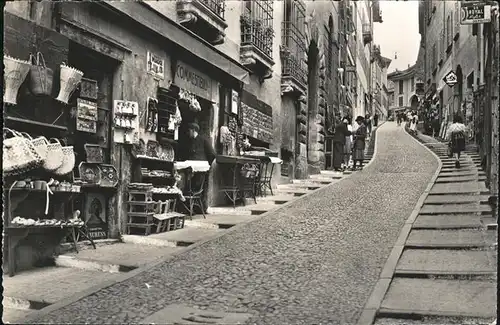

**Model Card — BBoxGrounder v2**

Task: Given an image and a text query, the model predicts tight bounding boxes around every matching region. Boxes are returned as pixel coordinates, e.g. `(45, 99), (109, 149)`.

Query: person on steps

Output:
(445, 114), (467, 168)
(343, 116), (353, 171)
(352, 116), (367, 171)
(332, 116), (351, 172)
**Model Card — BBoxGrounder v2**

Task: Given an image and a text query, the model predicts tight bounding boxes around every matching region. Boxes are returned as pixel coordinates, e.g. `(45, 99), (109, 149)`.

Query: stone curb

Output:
(356, 124), (443, 325)
(22, 124), (386, 323)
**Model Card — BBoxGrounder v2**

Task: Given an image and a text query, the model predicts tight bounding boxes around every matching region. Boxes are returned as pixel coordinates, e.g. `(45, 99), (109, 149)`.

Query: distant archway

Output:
(410, 94), (419, 111)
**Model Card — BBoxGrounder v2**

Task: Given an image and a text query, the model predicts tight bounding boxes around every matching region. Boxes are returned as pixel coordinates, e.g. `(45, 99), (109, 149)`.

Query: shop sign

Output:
(443, 70), (458, 87)
(76, 99), (97, 133)
(175, 61), (212, 100)
(83, 193), (108, 240)
(231, 90), (239, 114)
(460, 2), (491, 25)
(147, 51), (165, 80)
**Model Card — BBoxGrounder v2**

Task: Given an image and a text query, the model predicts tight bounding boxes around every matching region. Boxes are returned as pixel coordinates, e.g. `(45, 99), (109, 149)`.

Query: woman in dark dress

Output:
(352, 116), (367, 170)
(445, 114), (467, 168)
(332, 116), (351, 171)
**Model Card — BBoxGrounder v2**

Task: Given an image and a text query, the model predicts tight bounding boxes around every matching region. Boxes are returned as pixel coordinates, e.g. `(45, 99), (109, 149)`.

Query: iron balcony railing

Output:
(240, 2), (274, 59)
(199, 0), (225, 19)
(281, 22), (306, 86)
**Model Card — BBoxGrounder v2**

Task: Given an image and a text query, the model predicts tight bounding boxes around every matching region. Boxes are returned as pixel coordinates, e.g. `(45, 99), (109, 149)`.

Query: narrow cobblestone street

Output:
(27, 123), (438, 324)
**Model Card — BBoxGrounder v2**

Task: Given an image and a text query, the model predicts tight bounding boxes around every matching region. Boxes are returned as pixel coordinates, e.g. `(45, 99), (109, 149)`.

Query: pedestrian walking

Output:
(410, 111), (418, 134)
(364, 114), (372, 136)
(352, 116), (367, 170)
(445, 114), (467, 168)
(397, 112), (402, 126)
(373, 113), (379, 127)
(332, 116), (351, 171)
(343, 116), (353, 170)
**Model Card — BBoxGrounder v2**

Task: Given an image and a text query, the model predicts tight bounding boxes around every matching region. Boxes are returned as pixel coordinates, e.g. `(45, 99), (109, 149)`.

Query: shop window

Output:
(67, 42), (118, 177)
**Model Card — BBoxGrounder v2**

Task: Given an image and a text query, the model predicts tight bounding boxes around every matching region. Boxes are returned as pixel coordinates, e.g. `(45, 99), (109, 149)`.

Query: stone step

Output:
(395, 249), (495, 274)
(274, 188), (310, 196)
(438, 170), (485, 177)
(435, 176), (487, 183)
(2, 307), (34, 324)
(313, 172), (343, 179)
(420, 203), (492, 215)
(424, 194), (491, 204)
(257, 195), (295, 204)
(413, 214), (483, 229)
(292, 178), (333, 185)
(276, 183), (320, 190)
(184, 214), (258, 229)
(122, 227), (225, 247)
(430, 182), (490, 195)
(405, 229), (493, 248)
(55, 243), (184, 272)
(380, 278), (496, 318)
(207, 206), (252, 216)
(2, 266), (121, 309)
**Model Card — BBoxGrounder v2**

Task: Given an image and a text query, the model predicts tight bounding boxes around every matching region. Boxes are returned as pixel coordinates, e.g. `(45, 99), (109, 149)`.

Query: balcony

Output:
(362, 23), (372, 45)
(240, 8), (275, 82)
(280, 22), (307, 96)
(177, 0), (227, 45)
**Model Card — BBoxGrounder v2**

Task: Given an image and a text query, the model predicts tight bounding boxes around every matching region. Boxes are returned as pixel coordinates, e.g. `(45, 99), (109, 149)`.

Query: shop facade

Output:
(3, 1), (250, 273)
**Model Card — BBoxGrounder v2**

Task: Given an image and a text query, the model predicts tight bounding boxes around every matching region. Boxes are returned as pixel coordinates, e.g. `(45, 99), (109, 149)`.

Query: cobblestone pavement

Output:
(30, 122), (438, 325)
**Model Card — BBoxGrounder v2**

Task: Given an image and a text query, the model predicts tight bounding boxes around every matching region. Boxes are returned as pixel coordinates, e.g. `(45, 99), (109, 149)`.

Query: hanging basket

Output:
(29, 52), (54, 96)
(55, 64), (83, 104)
(44, 138), (64, 172)
(3, 56), (31, 105)
(3, 128), (43, 176)
(53, 140), (75, 176)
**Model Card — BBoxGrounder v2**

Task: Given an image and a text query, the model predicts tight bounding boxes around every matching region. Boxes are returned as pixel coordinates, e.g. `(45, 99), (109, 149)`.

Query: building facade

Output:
(371, 44), (391, 120)
(3, 0), (358, 247)
(354, 0), (373, 118)
(387, 65), (419, 113)
(418, 0), (498, 197)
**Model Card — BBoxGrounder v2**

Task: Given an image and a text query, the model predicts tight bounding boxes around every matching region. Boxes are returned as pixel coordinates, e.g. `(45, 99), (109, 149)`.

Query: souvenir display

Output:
(84, 144), (104, 163)
(146, 140), (159, 157)
(146, 97), (159, 132)
(44, 138), (64, 172)
(53, 140), (75, 176)
(3, 56), (31, 105)
(79, 162), (102, 185)
(3, 128), (43, 176)
(56, 63), (84, 104)
(28, 52), (53, 96)
(99, 164), (119, 187)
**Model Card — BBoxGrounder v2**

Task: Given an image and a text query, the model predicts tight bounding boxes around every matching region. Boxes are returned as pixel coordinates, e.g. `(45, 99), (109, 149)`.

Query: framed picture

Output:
(80, 78), (98, 100)
(147, 51), (165, 80)
(76, 98), (98, 133)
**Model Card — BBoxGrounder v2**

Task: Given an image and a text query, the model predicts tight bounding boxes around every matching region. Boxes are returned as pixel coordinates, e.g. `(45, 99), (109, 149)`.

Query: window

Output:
(399, 80), (404, 94)
(241, 0), (274, 58)
(398, 96), (403, 107)
(326, 16), (334, 78)
(282, 0), (306, 84)
(411, 78), (414, 91)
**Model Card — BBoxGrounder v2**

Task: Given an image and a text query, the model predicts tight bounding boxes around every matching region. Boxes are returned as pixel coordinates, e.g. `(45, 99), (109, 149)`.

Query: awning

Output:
(102, 2), (250, 85)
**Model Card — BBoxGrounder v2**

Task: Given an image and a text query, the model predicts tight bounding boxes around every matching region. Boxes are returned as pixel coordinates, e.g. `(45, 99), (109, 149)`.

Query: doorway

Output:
(307, 40), (319, 173)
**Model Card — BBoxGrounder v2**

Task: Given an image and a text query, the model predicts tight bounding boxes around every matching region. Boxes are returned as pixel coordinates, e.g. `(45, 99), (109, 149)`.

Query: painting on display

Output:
(76, 98), (97, 133)
(146, 97), (159, 133)
(147, 51), (164, 80)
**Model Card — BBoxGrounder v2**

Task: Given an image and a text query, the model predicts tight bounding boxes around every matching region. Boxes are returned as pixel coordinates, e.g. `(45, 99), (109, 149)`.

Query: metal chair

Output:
(181, 168), (206, 219)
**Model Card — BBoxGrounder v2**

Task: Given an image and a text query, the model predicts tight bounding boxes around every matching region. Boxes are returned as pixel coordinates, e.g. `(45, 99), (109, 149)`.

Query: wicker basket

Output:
(20, 132), (48, 162)
(55, 64), (83, 104)
(4, 56), (31, 105)
(54, 140), (75, 176)
(29, 52), (54, 96)
(44, 138), (64, 172)
(3, 128), (43, 176)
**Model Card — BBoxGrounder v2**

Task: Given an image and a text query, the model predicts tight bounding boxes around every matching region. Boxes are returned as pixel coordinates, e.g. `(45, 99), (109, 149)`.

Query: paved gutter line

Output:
(23, 124), (386, 323)
(377, 307), (497, 319)
(356, 126), (443, 325)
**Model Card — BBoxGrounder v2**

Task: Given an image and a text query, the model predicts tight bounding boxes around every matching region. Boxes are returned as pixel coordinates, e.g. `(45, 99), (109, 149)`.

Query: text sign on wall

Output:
(460, 2), (491, 25)
(176, 61), (213, 100)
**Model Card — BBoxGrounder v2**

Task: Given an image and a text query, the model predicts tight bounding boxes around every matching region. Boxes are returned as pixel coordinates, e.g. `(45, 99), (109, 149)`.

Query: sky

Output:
(373, 1), (421, 73)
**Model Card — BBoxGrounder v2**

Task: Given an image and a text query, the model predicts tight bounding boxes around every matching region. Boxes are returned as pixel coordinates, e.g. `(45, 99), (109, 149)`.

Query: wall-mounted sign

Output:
(460, 2), (491, 25)
(443, 70), (458, 87)
(175, 61), (212, 100)
(76, 98), (97, 133)
(147, 51), (165, 80)
(231, 90), (239, 114)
